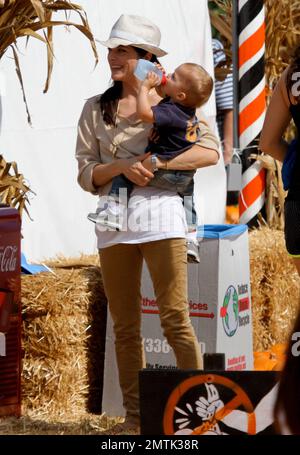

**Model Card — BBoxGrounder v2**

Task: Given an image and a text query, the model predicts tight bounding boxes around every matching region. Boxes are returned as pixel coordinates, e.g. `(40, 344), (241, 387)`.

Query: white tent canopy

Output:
(0, 0), (226, 262)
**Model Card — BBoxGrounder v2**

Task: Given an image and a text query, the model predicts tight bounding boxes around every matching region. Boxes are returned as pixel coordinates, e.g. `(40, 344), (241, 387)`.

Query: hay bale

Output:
(19, 233), (300, 424)
(248, 229), (270, 351)
(268, 271), (300, 343)
(0, 414), (120, 435)
(249, 227), (300, 351)
(21, 258), (107, 421)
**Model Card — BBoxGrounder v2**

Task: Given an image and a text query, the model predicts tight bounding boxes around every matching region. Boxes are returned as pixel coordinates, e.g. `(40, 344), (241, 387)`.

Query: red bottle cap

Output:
(161, 73), (167, 85)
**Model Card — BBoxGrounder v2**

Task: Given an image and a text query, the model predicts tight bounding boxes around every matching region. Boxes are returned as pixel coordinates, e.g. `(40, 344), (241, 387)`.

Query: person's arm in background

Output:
(259, 68), (292, 162)
(222, 109), (233, 165)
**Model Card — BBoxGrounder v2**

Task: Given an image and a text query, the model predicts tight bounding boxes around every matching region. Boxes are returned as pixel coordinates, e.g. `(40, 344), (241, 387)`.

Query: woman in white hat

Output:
(76, 14), (219, 433)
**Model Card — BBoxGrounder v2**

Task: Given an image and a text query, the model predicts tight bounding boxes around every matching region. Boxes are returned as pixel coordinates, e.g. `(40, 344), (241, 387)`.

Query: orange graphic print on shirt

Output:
(186, 117), (201, 142)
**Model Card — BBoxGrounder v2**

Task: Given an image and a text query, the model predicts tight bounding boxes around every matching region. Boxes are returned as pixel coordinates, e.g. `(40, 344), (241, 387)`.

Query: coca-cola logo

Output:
(0, 246), (18, 272)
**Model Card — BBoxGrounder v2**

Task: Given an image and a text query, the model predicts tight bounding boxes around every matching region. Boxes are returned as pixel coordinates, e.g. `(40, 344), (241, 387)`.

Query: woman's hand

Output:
(122, 152), (154, 186)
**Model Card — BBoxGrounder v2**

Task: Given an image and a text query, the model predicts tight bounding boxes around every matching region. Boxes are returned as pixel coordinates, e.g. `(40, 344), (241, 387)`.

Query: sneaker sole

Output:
(96, 219), (122, 230)
(87, 213), (122, 230)
(187, 252), (200, 263)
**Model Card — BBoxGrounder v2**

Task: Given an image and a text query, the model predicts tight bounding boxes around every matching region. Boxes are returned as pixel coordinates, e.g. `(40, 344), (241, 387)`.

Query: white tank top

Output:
(95, 186), (187, 249)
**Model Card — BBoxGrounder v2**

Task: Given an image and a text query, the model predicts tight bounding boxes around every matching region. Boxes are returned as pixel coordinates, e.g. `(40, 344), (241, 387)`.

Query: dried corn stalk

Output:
(264, 0), (300, 95)
(0, 0), (98, 217)
(0, 0), (98, 123)
(252, 153), (285, 229)
(0, 155), (32, 217)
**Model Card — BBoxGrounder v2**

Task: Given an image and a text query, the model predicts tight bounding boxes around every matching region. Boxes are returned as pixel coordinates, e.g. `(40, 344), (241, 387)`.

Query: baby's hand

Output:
(154, 62), (166, 74)
(142, 71), (161, 89)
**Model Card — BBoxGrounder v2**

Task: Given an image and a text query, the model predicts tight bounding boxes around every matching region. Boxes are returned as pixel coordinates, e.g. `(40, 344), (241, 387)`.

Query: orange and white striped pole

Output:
(234, 0), (266, 225)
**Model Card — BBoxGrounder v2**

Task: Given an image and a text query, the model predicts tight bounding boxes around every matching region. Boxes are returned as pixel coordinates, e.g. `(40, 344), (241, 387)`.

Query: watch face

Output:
(151, 155), (158, 172)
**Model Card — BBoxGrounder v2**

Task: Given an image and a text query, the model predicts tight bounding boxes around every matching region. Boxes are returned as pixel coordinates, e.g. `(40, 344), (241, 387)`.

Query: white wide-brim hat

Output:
(98, 14), (167, 57)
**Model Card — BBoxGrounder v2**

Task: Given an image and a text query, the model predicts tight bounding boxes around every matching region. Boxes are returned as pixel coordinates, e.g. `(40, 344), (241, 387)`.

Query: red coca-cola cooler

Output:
(0, 207), (21, 417)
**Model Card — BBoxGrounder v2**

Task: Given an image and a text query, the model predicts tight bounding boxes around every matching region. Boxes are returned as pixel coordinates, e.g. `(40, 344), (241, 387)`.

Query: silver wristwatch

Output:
(151, 154), (158, 172)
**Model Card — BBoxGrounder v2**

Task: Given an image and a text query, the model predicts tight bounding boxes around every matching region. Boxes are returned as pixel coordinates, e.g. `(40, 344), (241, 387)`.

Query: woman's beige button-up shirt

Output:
(76, 95), (219, 196)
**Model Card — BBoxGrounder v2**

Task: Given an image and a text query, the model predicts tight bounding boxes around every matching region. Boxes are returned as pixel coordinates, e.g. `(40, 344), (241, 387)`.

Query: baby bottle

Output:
(134, 59), (167, 85)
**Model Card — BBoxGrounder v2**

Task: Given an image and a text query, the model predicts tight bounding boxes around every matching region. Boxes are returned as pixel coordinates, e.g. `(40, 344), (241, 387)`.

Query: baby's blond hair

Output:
(178, 63), (213, 108)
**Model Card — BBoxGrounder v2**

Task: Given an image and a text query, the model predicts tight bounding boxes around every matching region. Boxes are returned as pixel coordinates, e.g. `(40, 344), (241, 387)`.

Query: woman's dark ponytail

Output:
(99, 82), (122, 126)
